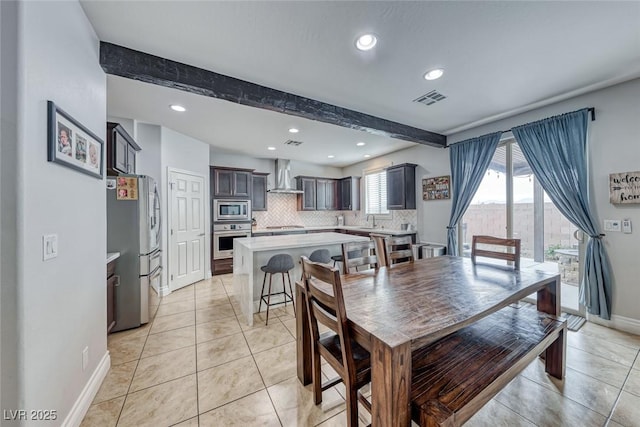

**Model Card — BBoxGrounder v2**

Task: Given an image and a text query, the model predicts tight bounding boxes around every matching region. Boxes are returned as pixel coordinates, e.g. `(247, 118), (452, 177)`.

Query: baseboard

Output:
(61, 351), (111, 427)
(587, 313), (640, 335)
(158, 284), (171, 297)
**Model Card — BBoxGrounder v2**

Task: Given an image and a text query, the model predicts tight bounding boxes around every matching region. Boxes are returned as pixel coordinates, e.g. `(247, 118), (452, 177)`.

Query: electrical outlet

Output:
(604, 220), (621, 232)
(82, 347), (89, 371)
(43, 234), (58, 260)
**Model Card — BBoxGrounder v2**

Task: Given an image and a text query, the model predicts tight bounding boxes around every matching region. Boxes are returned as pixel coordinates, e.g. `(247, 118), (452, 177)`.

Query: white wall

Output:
(162, 127), (212, 288)
(1, 0), (19, 413)
(448, 78), (640, 325)
(342, 145), (451, 244)
(16, 0), (107, 424)
(135, 123), (162, 182)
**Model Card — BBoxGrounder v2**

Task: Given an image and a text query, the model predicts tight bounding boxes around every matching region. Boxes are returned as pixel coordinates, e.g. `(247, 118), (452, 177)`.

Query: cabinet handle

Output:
(114, 275), (120, 287)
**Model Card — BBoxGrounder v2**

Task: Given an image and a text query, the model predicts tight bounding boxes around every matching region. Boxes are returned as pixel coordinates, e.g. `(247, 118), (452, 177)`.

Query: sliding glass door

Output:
(461, 138), (584, 314)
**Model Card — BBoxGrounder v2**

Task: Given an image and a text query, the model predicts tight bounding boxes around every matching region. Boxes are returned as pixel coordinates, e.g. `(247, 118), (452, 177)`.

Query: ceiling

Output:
(81, 1), (640, 166)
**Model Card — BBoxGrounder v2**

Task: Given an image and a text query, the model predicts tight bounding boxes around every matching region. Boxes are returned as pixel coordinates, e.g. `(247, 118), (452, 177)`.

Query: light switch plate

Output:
(622, 219), (632, 234)
(43, 234), (58, 260)
(604, 220), (621, 232)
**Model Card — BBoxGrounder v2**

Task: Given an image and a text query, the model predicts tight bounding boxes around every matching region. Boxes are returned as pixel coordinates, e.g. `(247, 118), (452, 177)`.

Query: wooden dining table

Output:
(295, 256), (565, 427)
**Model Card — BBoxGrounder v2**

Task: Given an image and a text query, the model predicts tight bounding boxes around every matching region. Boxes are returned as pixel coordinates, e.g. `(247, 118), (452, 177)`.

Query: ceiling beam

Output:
(99, 42), (447, 148)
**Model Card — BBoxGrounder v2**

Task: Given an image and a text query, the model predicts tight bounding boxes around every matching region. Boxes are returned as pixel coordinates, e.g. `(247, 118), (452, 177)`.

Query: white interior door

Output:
(169, 170), (205, 291)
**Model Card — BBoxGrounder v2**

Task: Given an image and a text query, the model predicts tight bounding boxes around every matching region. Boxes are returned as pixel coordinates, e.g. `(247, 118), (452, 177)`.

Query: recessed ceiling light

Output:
(356, 142), (366, 147)
(424, 68), (444, 81)
(355, 34), (377, 51)
(267, 146), (276, 151)
(169, 104), (186, 112)
(364, 154), (371, 158)
(327, 155), (335, 159)
(288, 128), (299, 134)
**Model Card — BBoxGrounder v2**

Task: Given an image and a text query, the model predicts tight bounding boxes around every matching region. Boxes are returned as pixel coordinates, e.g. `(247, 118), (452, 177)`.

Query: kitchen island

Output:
(233, 232), (370, 325)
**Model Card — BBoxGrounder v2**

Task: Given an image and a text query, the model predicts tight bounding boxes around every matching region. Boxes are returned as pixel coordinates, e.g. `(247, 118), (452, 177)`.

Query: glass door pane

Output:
(512, 142), (535, 261)
(461, 145), (507, 257)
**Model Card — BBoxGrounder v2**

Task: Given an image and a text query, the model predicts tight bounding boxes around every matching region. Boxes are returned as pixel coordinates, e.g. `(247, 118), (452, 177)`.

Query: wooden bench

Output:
(410, 304), (566, 426)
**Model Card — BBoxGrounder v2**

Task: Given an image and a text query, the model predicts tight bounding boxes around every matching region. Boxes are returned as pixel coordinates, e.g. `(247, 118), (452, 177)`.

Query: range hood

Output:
(268, 159), (303, 194)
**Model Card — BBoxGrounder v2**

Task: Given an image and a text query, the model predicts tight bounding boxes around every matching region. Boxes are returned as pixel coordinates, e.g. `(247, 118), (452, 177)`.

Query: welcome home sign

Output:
(610, 171), (640, 204)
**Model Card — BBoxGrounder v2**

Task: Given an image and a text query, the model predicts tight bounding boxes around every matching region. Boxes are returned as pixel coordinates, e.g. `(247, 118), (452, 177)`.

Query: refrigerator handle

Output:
(154, 184), (162, 242)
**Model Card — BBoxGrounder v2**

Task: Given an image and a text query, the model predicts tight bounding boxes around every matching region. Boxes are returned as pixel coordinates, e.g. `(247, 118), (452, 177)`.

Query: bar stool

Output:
(258, 254), (295, 325)
(331, 251), (361, 270)
(309, 249), (331, 264)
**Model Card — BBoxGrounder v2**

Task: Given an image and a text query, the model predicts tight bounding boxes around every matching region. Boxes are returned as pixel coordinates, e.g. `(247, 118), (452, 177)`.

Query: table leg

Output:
(537, 276), (566, 379)
(371, 339), (411, 427)
(296, 283), (312, 385)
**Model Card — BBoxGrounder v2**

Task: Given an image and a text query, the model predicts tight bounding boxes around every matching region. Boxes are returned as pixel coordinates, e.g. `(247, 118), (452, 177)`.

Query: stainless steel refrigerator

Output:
(107, 175), (162, 332)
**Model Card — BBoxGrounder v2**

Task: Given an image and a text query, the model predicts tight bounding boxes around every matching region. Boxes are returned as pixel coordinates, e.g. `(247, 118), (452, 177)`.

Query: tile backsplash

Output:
(253, 193), (416, 230)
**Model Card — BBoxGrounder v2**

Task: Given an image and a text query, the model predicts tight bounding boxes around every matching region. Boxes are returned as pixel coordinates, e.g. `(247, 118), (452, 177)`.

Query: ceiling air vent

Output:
(414, 90), (447, 106)
(284, 139), (304, 146)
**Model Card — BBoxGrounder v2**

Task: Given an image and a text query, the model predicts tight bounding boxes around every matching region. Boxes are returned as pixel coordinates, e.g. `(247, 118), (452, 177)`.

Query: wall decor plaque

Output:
(609, 171), (640, 204)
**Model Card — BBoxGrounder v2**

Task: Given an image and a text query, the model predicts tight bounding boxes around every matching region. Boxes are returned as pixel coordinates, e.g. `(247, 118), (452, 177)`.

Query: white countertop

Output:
(235, 232), (370, 251)
(251, 225), (416, 236)
(106, 252), (121, 263)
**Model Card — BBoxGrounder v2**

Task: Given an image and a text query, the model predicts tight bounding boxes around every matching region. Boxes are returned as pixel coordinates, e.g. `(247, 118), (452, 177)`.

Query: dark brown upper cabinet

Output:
(386, 163), (417, 210)
(339, 177), (361, 211)
(296, 176), (317, 211)
(212, 167), (253, 199)
(316, 179), (338, 211)
(251, 172), (269, 211)
(107, 122), (141, 175)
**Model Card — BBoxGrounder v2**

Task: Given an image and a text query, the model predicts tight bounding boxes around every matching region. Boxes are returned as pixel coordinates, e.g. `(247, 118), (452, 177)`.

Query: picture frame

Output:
(422, 175), (451, 201)
(609, 171), (640, 204)
(47, 100), (104, 179)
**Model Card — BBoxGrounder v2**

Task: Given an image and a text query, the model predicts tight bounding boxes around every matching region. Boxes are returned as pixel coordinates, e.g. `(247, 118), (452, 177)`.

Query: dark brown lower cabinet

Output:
(107, 260), (118, 333)
(212, 258), (233, 275)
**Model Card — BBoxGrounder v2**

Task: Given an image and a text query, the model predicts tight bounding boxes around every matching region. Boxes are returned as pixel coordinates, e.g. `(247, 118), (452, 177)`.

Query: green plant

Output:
(545, 244), (561, 258)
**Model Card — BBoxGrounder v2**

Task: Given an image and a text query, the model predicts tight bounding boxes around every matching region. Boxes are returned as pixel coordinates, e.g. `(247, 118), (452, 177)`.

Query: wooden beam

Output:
(100, 42), (447, 147)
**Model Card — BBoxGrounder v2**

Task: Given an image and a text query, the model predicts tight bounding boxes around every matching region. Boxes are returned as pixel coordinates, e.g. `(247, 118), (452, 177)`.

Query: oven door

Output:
(214, 231), (251, 259)
(214, 200), (250, 221)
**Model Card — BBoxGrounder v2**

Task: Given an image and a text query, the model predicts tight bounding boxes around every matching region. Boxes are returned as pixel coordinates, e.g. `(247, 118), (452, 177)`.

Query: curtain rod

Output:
(498, 107), (596, 134)
(447, 107), (596, 148)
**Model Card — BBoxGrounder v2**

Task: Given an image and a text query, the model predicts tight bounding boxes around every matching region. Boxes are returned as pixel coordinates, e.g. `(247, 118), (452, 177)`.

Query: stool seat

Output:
(258, 253), (295, 325)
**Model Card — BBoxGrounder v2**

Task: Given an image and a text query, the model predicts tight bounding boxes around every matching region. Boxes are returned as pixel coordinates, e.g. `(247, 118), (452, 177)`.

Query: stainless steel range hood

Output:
(267, 159), (303, 194)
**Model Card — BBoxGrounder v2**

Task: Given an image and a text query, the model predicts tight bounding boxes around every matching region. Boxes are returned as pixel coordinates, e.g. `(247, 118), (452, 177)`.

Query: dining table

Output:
(295, 255), (565, 427)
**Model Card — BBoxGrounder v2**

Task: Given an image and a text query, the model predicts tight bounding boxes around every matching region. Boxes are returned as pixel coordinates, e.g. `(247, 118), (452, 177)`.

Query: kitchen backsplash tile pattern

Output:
(253, 193), (416, 230)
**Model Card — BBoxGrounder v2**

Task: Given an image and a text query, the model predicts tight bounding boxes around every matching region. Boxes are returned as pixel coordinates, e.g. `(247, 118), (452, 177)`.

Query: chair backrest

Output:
(264, 253), (295, 272)
(385, 235), (414, 267)
(301, 256), (357, 377)
(369, 234), (388, 267)
(341, 240), (379, 274)
(309, 248), (331, 264)
(471, 235), (521, 269)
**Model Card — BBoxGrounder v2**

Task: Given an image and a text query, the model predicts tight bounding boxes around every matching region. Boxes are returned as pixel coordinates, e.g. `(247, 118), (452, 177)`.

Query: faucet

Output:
(366, 214), (376, 228)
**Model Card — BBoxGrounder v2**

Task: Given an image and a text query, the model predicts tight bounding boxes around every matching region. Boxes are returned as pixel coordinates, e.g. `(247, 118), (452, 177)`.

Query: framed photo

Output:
(423, 175), (451, 201)
(47, 101), (104, 179)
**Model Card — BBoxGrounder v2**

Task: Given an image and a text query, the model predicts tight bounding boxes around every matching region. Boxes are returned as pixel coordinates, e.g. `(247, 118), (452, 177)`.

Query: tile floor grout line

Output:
(603, 348), (640, 425)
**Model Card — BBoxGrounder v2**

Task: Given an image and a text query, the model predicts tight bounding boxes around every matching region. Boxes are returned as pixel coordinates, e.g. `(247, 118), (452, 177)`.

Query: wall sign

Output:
(422, 175), (450, 201)
(609, 171), (640, 204)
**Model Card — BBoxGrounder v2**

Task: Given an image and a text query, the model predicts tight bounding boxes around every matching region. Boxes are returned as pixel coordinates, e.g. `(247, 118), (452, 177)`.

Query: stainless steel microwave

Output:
(213, 199), (251, 222)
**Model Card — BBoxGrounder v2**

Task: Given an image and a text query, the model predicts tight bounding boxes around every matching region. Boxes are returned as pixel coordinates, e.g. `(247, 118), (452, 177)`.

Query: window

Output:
(364, 168), (389, 215)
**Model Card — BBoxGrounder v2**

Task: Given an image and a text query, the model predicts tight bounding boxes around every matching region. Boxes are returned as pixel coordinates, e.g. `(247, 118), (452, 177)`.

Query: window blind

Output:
(365, 169), (389, 215)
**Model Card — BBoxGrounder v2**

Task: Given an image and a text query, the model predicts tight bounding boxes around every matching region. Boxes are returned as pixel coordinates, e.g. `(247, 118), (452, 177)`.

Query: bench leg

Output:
(545, 327), (566, 379)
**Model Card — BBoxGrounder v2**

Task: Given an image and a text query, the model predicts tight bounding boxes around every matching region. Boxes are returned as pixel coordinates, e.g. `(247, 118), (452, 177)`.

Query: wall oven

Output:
(213, 199), (251, 222)
(213, 223), (252, 259)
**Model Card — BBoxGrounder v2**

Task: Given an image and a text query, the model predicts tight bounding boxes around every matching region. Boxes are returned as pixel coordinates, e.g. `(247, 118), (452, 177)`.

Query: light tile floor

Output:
(81, 274), (640, 427)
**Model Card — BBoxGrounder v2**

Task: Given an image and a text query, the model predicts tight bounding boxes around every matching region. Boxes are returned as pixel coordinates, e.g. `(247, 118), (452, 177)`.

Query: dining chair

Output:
(471, 235), (521, 269)
(341, 240), (379, 274)
(385, 235), (414, 267)
(369, 233), (388, 267)
(300, 256), (371, 427)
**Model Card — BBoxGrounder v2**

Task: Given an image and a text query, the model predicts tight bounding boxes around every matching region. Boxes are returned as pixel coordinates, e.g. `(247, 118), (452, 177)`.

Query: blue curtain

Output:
(512, 109), (612, 319)
(447, 132), (502, 256)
